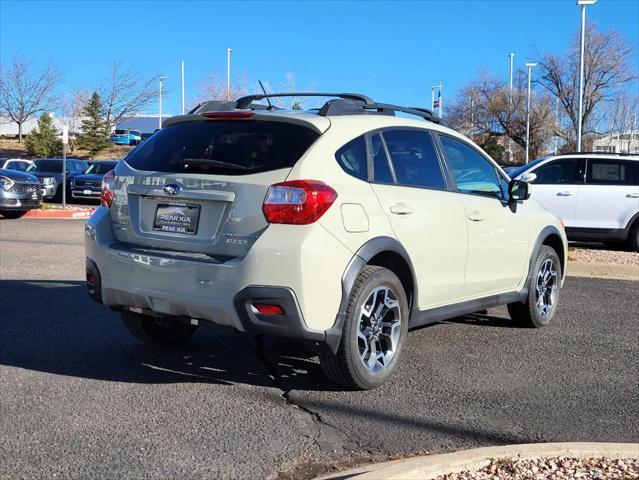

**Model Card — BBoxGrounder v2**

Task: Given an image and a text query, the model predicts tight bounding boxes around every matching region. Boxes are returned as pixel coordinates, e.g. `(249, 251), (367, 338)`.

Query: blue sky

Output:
(1, 0), (637, 115)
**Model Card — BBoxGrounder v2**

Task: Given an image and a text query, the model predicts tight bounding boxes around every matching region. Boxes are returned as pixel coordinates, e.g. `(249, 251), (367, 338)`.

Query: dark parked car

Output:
(26, 158), (89, 201)
(0, 168), (43, 218)
(71, 160), (119, 201)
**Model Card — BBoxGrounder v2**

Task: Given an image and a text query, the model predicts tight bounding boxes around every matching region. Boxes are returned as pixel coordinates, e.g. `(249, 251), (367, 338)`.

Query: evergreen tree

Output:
(77, 92), (109, 158)
(24, 113), (63, 158)
(480, 136), (506, 163)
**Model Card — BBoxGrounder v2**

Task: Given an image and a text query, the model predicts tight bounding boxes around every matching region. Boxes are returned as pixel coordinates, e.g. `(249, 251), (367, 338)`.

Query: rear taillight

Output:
(262, 180), (337, 225)
(101, 170), (115, 207)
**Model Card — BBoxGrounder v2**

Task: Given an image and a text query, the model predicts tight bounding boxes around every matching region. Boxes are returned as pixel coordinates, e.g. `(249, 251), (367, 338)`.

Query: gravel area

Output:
(436, 457), (639, 479)
(569, 246), (639, 266)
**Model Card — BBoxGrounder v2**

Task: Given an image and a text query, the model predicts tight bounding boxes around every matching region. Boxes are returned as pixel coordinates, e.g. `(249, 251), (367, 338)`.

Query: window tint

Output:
(533, 159), (581, 185)
(586, 159), (638, 186)
(371, 133), (394, 183)
(124, 121), (320, 175)
(382, 130), (446, 189)
(335, 136), (367, 180)
(27, 160), (63, 173)
(439, 135), (501, 197)
(6, 161), (28, 172)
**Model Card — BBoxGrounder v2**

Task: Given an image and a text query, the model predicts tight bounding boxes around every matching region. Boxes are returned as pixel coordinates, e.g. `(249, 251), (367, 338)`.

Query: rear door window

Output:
(533, 159), (584, 184)
(382, 129), (446, 189)
(586, 159), (638, 186)
(124, 120), (320, 175)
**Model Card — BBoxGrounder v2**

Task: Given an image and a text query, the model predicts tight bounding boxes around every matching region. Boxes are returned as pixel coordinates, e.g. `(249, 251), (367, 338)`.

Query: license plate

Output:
(153, 203), (200, 235)
(83, 189), (92, 195)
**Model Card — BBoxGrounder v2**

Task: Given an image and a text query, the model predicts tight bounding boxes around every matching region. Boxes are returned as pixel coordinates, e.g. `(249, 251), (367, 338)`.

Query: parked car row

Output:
(0, 158), (120, 218)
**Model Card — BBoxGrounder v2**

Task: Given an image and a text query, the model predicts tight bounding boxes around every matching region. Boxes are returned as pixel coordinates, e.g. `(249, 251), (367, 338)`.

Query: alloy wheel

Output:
(357, 286), (402, 373)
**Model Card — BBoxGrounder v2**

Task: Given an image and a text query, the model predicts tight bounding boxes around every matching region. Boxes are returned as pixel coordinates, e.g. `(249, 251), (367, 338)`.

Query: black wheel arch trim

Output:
(624, 211), (639, 234)
(324, 236), (418, 354)
(524, 225), (566, 292)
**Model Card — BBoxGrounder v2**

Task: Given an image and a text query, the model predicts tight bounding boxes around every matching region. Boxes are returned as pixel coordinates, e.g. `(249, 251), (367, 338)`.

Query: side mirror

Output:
(508, 179), (530, 202)
(521, 172), (537, 183)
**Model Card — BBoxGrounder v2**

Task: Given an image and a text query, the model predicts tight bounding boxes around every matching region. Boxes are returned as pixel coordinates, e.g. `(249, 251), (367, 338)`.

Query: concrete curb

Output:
(316, 443), (639, 480)
(567, 260), (639, 281)
(23, 208), (95, 219)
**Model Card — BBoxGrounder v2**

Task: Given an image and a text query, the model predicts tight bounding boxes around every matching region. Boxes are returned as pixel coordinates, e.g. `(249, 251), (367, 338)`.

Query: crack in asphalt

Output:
(254, 336), (375, 456)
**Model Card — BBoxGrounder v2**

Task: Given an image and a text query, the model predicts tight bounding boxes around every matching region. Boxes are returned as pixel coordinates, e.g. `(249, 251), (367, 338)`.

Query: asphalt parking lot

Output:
(1, 219), (638, 479)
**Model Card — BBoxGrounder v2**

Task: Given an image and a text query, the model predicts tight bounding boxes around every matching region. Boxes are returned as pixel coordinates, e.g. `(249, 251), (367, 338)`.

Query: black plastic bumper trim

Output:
(234, 286), (325, 341)
(85, 257), (102, 303)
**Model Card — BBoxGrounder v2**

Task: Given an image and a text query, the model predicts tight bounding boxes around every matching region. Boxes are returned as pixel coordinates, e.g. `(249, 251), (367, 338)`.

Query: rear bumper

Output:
(110, 138), (130, 145)
(85, 207), (352, 339)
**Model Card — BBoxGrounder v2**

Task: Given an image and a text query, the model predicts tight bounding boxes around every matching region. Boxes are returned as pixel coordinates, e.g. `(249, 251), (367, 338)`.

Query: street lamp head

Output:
(577, 0), (596, 5)
(159, 75), (169, 81)
(525, 62), (538, 68)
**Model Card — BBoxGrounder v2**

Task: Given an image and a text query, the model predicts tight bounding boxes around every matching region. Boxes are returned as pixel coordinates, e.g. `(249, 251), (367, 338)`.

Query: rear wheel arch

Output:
(324, 236), (417, 354)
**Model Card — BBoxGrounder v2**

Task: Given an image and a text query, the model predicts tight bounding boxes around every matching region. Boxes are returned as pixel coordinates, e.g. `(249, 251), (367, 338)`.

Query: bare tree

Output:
(536, 23), (636, 144)
(59, 90), (88, 152)
(448, 71), (556, 162)
(602, 91), (639, 153)
(0, 54), (62, 142)
(195, 72), (251, 105)
(99, 62), (159, 133)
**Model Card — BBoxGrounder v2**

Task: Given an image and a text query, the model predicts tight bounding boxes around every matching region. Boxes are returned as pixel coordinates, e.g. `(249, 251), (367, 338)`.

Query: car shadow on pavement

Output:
(443, 311), (519, 329)
(0, 279), (342, 392)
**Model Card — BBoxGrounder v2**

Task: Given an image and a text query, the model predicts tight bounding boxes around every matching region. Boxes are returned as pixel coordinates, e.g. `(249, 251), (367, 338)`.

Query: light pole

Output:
(508, 52), (515, 163)
(576, 0), (597, 152)
(181, 60), (185, 115)
(227, 48), (232, 101)
(525, 62), (537, 164)
(159, 75), (168, 130)
(555, 96), (560, 154)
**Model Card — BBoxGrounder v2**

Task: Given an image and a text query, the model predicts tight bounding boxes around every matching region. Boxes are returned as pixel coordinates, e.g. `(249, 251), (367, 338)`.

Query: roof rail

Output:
(555, 151), (637, 157)
(318, 99), (441, 124)
(235, 92), (373, 109)
(192, 93), (442, 124)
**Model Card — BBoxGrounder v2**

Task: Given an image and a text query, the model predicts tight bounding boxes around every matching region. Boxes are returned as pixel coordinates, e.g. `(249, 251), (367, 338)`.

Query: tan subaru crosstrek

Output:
(85, 93), (567, 389)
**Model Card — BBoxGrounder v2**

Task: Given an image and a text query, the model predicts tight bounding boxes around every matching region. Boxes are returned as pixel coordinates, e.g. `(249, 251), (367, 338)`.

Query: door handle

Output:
(556, 191), (573, 196)
(626, 193), (639, 199)
(390, 203), (413, 215)
(467, 211), (484, 222)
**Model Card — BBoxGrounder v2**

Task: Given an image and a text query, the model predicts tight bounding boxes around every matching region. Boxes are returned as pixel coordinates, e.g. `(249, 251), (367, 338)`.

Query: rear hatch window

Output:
(123, 120), (320, 175)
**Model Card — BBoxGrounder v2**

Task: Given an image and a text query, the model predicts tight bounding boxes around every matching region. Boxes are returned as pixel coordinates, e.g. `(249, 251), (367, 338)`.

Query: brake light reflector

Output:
(251, 304), (285, 315)
(263, 180), (337, 225)
(201, 111), (255, 119)
(101, 170), (115, 207)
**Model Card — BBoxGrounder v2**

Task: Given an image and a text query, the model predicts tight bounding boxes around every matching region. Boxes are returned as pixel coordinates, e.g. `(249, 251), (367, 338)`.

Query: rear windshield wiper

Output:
(180, 158), (247, 170)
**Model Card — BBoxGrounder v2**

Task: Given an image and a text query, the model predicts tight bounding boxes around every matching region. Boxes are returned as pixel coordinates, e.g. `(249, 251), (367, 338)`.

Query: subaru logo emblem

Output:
(163, 183), (181, 195)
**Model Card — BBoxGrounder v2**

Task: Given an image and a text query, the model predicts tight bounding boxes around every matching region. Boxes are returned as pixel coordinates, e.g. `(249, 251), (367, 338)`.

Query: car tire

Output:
(122, 311), (198, 346)
(319, 265), (409, 390)
(628, 222), (639, 252)
(507, 245), (561, 328)
(0, 210), (27, 219)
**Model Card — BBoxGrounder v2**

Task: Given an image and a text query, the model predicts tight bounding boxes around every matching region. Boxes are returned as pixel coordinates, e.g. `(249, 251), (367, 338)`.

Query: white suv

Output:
(85, 93), (567, 389)
(510, 153), (639, 250)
